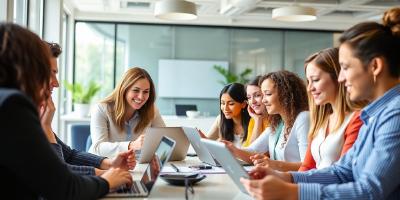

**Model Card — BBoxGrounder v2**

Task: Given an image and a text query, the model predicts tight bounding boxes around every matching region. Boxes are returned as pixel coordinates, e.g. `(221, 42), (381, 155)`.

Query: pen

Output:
(170, 163), (180, 172)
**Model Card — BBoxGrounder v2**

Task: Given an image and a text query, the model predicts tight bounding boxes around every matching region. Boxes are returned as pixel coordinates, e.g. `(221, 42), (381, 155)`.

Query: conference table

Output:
(102, 156), (253, 200)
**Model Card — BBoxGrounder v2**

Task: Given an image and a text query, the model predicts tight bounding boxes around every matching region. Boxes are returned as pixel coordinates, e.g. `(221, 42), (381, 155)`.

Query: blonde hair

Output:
(305, 48), (356, 140)
(102, 67), (156, 134)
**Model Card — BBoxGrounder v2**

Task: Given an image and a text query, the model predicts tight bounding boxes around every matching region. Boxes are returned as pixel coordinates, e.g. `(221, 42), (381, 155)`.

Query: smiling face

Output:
(220, 93), (245, 119)
(261, 79), (282, 115)
(306, 62), (337, 106)
(125, 78), (151, 110)
(246, 85), (265, 115)
(338, 43), (373, 101)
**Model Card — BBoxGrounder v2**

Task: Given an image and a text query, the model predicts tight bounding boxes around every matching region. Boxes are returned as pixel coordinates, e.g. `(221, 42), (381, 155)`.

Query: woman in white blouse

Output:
(299, 47), (365, 171)
(89, 67), (165, 157)
(224, 70), (309, 172)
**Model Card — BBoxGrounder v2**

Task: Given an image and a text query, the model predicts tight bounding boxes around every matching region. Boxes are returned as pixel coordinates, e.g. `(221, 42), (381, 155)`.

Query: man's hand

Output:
(102, 149), (136, 171)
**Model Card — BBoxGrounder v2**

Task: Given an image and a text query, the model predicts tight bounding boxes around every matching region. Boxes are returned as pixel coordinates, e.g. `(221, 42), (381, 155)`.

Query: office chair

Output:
(70, 124), (91, 152)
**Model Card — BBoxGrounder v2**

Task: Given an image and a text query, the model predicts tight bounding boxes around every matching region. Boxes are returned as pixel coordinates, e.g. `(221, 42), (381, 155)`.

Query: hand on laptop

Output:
(240, 170), (298, 200)
(247, 166), (293, 182)
(250, 154), (270, 167)
(196, 128), (208, 139)
(220, 140), (238, 154)
(128, 134), (145, 150)
(101, 168), (133, 190)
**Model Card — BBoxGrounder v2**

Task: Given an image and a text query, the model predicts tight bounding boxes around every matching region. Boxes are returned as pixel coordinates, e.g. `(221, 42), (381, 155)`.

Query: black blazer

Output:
(0, 89), (108, 200)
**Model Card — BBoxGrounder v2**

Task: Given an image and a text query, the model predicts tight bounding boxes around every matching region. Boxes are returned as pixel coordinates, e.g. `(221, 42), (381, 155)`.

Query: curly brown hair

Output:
(259, 70), (308, 144)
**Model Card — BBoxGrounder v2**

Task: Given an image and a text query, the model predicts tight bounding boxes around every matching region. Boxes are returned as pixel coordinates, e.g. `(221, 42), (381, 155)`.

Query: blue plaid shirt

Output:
(291, 84), (400, 200)
(52, 135), (106, 175)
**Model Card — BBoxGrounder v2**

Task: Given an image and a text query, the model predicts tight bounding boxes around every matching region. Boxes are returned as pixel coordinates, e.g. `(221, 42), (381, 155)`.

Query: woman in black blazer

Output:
(0, 23), (132, 199)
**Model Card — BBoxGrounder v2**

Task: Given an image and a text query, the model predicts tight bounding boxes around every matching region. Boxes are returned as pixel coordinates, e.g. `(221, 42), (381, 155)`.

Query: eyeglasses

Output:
(184, 178), (195, 200)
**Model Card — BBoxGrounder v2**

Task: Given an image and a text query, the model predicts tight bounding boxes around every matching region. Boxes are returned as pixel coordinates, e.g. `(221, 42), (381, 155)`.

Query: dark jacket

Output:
(0, 89), (109, 200)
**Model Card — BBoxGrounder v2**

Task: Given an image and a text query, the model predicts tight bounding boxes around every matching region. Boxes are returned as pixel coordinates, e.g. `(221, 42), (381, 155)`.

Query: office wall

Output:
(73, 22), (334, 116)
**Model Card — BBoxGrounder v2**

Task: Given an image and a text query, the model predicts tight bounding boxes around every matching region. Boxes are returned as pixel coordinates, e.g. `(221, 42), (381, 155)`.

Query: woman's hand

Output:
(220, 140), (237, 154)
(250, 154), (270, 167)
(248, 106), (263, 120)
(196, 128), (208, 139)
(129, 134), (145, 150)
(101, 168), (132, 190)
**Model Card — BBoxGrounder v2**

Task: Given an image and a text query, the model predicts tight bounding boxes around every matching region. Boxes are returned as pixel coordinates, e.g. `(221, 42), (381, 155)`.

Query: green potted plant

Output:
(64, 80), (101, 117)
(213, 65), (252, 85)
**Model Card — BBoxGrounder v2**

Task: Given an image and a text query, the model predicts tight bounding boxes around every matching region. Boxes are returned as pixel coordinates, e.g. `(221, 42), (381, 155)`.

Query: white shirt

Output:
(244, 111), (309, 162)
(311, 112), (355, 169)
(89, 102), (165, 157)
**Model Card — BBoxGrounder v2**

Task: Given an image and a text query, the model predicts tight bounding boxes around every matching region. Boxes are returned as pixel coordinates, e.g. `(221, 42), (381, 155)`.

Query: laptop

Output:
(182, 127), (221, 166)
(106, 136), (176, 197)
(201, 139), (250, 194)
(138, 127), (190, 163)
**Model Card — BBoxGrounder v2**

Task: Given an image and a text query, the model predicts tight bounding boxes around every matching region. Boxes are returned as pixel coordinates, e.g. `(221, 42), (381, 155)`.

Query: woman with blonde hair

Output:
(90, 67), (165, 157)
(299, 47), (364, 171)
(241, 8), (400, 199)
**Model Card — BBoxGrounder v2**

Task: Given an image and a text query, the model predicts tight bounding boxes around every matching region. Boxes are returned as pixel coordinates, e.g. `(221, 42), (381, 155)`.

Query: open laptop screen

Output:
(140, 155), (161, 192)
(140, 136), (175, 192)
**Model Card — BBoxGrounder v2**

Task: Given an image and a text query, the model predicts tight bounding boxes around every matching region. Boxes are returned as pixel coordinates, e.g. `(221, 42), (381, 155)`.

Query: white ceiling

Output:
(65, 0), (400, 31)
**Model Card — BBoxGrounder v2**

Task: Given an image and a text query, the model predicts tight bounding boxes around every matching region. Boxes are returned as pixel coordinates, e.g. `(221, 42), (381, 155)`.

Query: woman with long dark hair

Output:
(203, 83), (251, 147)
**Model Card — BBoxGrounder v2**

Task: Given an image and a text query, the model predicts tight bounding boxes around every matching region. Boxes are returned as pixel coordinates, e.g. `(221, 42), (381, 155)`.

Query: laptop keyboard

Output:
(116, 182), (141, 194)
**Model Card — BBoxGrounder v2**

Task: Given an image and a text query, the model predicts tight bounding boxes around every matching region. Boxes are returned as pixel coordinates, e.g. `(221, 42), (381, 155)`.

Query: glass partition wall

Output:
(72, 22), (335, 116)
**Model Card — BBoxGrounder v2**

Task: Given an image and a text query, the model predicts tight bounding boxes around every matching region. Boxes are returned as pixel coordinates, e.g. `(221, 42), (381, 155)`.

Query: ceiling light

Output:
(154, 0), (197, 20)
(272, 6), (317, 22)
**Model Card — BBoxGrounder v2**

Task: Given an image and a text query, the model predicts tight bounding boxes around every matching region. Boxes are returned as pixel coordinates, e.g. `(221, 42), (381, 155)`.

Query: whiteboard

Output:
(158, 59), (228, 98)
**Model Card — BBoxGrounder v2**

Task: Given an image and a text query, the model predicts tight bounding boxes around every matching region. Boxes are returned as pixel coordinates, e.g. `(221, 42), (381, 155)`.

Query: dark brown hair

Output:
(259, 70), (308, 143)
(0, 23), (51, 106)
(339, 10), (400, 78)
(45, 41), (62, 58)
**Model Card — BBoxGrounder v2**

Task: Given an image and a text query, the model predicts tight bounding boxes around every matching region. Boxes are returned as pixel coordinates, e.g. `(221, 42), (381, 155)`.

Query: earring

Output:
(373, 75), (376, 84)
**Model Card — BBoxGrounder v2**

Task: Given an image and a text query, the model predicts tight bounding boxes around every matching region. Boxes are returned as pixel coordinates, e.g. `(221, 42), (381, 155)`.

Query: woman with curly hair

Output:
(223, 70), (309, 172)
